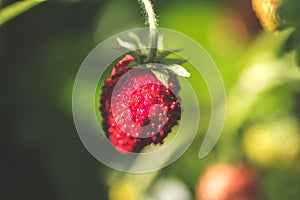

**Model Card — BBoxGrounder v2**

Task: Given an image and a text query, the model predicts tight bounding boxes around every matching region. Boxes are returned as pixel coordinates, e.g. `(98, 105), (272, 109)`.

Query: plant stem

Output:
(138, 0), (158, 61)
(0, 0), (46, 26)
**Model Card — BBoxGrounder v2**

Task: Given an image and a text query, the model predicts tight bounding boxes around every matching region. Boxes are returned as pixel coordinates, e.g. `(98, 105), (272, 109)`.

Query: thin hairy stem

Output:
(138, 0), (158, 61)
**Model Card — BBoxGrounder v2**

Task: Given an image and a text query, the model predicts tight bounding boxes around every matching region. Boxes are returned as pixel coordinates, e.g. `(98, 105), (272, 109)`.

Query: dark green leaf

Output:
(278, 30), (300, 57)
(278, 0), (300, 28)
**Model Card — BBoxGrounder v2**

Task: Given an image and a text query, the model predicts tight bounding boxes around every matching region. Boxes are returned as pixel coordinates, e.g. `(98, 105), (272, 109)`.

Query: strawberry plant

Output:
(99, 0), (190, 153)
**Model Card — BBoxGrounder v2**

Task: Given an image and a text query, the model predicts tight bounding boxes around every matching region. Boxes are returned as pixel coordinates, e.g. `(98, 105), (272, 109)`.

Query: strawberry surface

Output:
(100, 55), (181, 152)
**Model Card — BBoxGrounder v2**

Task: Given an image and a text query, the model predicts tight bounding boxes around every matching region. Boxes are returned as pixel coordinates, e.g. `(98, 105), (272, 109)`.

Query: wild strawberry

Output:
(196, 163), (260, 200)
(99, 35), (190, 153)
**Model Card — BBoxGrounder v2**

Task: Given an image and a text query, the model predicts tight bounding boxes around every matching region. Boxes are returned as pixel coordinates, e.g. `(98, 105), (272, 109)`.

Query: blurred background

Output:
(1, 0), (300, 199)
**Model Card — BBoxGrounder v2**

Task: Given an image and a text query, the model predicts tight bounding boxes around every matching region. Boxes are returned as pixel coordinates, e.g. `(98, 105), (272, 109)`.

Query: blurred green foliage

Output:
(278, 0), (300, 65)
(1, 0), (300, 200)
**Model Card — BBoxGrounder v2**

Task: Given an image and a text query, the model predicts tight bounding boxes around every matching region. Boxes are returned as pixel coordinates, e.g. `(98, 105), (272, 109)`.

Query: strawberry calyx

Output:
(116, 32), (190, 86)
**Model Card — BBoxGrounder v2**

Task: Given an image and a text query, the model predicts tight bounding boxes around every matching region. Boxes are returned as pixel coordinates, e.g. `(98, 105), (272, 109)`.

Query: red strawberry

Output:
(100, 55), (182, 152)
(99, 34), (190, 153)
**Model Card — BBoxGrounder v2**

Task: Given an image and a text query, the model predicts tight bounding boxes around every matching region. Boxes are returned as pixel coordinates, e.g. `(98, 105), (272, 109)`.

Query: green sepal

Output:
(128, 32), (148, 55)
(163, 58), (187, 65)
(151, 69), (169, 87)
(116, 34), (191, 79)
(126, 60), (139, 68)
(165, 64), (191, 77)
(157, 35), (164, 50)
(116, 37), (136, 51)
(157, 49), (181, 60)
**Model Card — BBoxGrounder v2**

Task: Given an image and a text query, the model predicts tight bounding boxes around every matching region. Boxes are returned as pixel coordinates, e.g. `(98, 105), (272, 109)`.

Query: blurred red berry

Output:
(196, 163), (260, 200)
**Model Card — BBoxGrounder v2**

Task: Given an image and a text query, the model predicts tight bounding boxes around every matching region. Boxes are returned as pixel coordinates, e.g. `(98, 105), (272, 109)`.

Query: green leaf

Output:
(0, 0), (46, 26)
(278, 30), (299, 57)
(278, 0), (300, 28)
(277, 30), (300, 66)
(151, 69), (169, 87)
(285, 30), (300, 51)
(165, 64), (191, 77)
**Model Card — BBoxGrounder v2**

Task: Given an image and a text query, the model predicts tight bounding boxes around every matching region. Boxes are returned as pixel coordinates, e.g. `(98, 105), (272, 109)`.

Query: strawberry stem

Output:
(138, 0), (158, 61)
